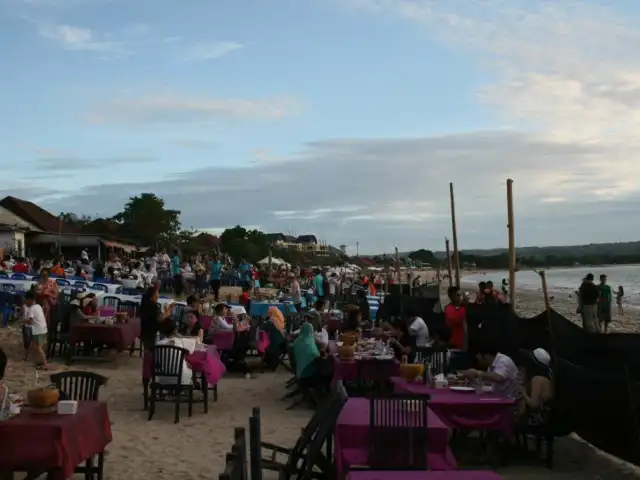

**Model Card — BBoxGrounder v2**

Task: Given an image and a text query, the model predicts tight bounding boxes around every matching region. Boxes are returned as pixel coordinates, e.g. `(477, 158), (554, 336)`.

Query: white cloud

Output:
(183, 41), (243, 61)
(36, 22), (129, 56)
(85, 91), (300, 125)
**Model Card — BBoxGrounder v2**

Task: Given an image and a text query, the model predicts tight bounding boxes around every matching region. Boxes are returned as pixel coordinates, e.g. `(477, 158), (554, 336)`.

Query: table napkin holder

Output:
(57, 400), (78, 415)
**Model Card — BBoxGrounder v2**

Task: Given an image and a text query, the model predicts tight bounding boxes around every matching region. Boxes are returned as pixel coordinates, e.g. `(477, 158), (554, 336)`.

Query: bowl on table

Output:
(27, 385), (59, 409)
(399, 363), (424, 381)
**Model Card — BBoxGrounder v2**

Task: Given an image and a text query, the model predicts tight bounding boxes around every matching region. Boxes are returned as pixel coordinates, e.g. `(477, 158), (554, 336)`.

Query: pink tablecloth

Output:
(209, 330), (269, 354)
(348, 471), (503, 480)
(256, 330), (269, 355)
(332, 356), (400, 384)
(142, 345), (225, 386)
(390, 377), (516, 436)
(334, 397), (456, 477)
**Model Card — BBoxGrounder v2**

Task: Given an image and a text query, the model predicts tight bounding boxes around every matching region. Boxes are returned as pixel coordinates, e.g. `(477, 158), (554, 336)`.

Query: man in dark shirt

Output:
(578, 273), (599, 333)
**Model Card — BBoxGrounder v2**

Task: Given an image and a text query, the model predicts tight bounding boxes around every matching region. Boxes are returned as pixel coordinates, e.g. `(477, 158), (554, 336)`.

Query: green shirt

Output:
(598, 283), (612, 306)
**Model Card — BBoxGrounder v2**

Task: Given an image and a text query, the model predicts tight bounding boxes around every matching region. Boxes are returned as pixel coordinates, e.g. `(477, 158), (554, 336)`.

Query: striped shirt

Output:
(489, 353), (520, 399)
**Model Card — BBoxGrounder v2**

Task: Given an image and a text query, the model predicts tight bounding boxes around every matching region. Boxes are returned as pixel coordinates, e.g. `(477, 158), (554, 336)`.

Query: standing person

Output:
(617, 286), (625, 316)
(407, 305), (429, 348)
(445, 286), (469, 370)
(313, 269), (325, 302)
(238, 258), (251, 290)
(140, 286), (174, 351)
(22, 291), (49, 370)
(290, 275), (302, 312)
(146, 251), (158, 280)
(253, 267), (261, 297)
(171, 249), (183, 298)
(578, 273), (599, 333)
(328, 273), (339, 308)
(597, 274), (612, 334)
(35, 268), (58, 326)
(209, 255), (223, 301)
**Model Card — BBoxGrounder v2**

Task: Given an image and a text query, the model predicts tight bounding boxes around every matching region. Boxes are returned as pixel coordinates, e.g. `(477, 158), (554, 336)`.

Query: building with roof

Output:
(266, 232), (330, 256)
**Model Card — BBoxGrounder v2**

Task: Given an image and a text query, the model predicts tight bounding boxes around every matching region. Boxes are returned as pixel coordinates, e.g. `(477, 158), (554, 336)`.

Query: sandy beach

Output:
(2, 285), (640, 479)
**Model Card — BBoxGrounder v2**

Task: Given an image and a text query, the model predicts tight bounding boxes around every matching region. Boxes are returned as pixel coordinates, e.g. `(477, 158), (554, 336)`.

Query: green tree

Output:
(408, 249), (437, 264)
(58, 212), (93, 227)
(112, 193), (181, 248)
(219, 225), (269, 263)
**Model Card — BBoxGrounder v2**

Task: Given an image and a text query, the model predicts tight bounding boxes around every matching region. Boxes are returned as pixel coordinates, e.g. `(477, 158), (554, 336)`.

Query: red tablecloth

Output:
(69, 319), (140, 351)
(0, 401), (112, 480)
(390, 377), (516, 436)
(334, 397), (456, 477)
(142, 345), (226, 386)
(348, 471), (503, 480)
(332, 356), (400, 384)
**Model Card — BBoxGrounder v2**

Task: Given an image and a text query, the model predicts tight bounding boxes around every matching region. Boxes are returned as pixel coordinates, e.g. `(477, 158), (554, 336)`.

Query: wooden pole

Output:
(507, 179), (516, 310)
(384, 259), (390, 295)
(538, 270), (551, 309)
(449, 182), (461, 287)
(445, 237), (453, 288)
(267, 247), (273, 279)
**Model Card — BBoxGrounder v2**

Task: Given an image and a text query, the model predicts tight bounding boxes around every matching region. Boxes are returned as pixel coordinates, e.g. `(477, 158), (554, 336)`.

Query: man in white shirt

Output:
(22, 291), (49, 369)
(328, 273), (339, 308)
(407, 307), (429, 347)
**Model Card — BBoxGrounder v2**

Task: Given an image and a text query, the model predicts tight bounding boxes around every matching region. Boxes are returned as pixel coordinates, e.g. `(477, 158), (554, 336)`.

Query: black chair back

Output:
(369, 394), (430, 470)
(151, 345), (189, 383)
(50, 371), (108, 401)
(249, 408), (263, 480)
(102, 296), (122, 309)
(118, 301), (139, 319)
(220, 427), (248, 480)
(91, 284), (109, 293)
(415, 346), (449, 380)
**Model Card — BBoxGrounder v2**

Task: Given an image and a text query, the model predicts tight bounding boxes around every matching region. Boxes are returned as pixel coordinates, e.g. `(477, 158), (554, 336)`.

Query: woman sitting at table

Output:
(306, 310), (329, 353)
(261, 310), (287, 371)
(213, 303), (234, 331)
(292, 322), (332, 392)
(519, 348), (553, 428)
(267, 306), (285, 335)
(81, 293), (98, 315)
(179, 294), (203, 342)
(156, 321), (197, 385)
(140, 286), (175, 350)
(387, 319), (415, 363)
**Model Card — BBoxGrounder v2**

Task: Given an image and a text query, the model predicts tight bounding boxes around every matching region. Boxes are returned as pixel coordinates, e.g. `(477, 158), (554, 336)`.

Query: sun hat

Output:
(531, 348), (551, 367)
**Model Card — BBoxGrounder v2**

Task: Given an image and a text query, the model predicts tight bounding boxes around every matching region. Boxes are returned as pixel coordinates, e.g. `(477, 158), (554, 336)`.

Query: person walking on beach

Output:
(578, 273), (599, 333)
(597, 274), (612, 334)
(616, 286), (624, 316)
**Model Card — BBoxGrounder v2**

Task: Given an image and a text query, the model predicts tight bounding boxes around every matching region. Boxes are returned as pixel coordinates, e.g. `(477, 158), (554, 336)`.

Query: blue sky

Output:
(1, 0), (640, 254)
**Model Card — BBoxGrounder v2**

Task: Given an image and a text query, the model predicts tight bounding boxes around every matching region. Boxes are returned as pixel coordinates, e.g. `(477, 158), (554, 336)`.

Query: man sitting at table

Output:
(461, 344), (520, 398)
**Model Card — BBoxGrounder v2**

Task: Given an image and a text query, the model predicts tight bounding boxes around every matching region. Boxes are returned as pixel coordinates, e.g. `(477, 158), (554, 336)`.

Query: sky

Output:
(1, 0), (640, 255)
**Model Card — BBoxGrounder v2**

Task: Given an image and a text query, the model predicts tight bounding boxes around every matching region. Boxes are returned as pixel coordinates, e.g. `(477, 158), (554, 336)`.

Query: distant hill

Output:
(374, 241), (640, 260)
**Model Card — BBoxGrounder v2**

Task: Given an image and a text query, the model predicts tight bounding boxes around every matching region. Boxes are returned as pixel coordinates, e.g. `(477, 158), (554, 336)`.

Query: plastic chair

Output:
(0, 291), (15, 327)
(0, 273), (8, 279)
(90, 283), (108, 293)
(11, 273), (27, 280)
(1, 284), (15, 292)
(56, 278), (71, 287)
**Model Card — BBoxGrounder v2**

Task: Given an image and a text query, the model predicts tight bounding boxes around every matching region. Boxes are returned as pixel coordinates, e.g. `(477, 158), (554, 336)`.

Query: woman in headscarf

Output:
(292, 322), (320, 380)
(35, 268), (59, 326)
(267, 306), (285, 334)
(519, 348), (554, 429)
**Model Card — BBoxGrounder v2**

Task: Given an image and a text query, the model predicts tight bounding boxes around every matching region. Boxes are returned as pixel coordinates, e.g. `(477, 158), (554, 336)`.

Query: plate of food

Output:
(375, 354), (394, 360)
(449, 386), (475, 393)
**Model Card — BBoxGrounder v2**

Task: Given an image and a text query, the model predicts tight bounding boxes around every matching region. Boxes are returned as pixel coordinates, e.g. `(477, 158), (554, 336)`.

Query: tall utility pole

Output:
(356, 242), (359, 257)
(449, 182), (461, 287)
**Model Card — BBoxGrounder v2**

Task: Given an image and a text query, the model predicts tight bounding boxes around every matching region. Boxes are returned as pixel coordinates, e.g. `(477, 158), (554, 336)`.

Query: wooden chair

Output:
(50, 371), (109, 480)
(147, 345), (195, 424)
(220, 427), (248, 480)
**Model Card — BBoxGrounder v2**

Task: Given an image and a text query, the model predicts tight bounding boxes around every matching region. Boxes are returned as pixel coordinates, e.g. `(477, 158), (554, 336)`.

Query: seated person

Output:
(261, 310), (287, 371)
(67, 298), (87, 327)
(519, 348), (553, 428)
(342, 307), (362, 332)
(155, 321), (196, 385)
(430, 325), (452, 349)
(387, 319), (415, 363)
(179, 294), (203, 342)
(80, 293), (98, 315)
(306, 310), (329, 352)
(239, 287), (250, 306)
(267, 306), (286, 335)
(461, 344), (520, 399)
(213, 303), (234, 331)
(292, 322), (333, 391)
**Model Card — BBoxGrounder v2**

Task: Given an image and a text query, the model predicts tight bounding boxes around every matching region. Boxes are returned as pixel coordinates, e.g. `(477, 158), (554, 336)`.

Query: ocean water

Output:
(464, 264), (640, 306)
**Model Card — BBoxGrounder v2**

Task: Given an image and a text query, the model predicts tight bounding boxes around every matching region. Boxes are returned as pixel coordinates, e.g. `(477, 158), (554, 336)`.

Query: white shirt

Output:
(313, 328), (329, 347)
(156, 337), (195, 385)
(328, 277), (338, 295)
(23, 304), (47, 336)
(81, 250), (89, 261)
(147, 256), (158, 272)
(215, 316), (234, 331)
(409, 316), (429, 347)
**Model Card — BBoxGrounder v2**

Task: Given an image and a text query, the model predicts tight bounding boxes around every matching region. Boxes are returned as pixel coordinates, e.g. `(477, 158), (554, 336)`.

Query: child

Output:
(617, 286), (624, 316)
(22, 291), (49, 370)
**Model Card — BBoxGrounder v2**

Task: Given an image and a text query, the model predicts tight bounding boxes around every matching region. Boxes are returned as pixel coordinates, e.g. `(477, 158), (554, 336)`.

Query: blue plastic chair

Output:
(56, 279), (71, 287)
(74, 281), (89, 289)
(0, 291), (14, 327)
(1, 284), (15, 292)
(90, 283), (108, 293)
(11, 273), (27, 280)
(0, 274), (8, 279)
